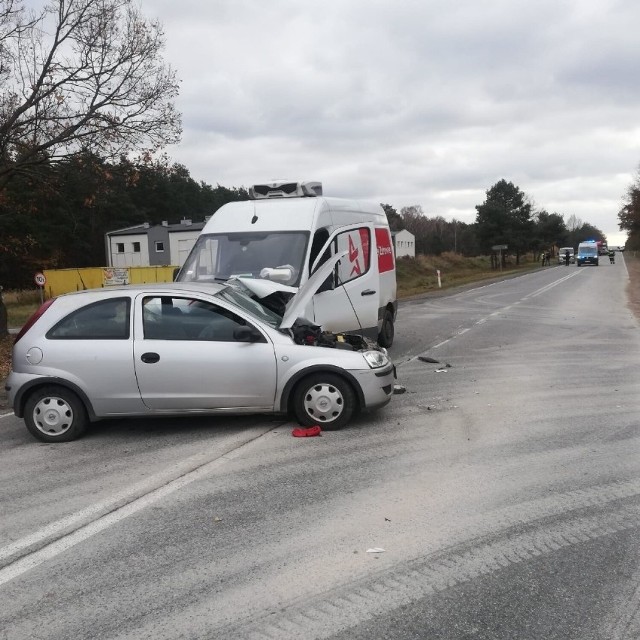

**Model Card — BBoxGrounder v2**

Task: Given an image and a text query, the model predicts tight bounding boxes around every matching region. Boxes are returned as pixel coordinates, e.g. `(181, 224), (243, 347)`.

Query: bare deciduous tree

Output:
(0, 0), (181, 187)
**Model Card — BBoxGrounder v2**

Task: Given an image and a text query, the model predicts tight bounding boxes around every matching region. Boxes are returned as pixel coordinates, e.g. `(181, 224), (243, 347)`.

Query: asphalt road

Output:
(1, 255), (639, 640)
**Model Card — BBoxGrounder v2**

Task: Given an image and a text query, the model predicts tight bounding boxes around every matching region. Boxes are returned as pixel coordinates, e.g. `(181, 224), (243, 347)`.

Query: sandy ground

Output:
(625, 252), (640, 321)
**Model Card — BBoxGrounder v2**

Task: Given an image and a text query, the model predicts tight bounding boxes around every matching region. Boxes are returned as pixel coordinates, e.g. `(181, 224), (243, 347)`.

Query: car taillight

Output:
(13, 298), (57, 344)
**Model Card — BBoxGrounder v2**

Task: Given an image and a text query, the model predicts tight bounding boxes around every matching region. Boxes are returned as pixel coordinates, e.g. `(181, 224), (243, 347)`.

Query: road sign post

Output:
(491, 245), (508, 272)
(34, 272), (46, 304)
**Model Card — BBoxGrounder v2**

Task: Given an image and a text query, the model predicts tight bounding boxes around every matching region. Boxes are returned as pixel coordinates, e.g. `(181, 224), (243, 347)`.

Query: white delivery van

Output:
(176, 180), (397, 346)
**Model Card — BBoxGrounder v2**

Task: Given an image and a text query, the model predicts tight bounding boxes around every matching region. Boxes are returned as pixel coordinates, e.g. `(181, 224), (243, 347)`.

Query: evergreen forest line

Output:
(0, 155), (612, 289)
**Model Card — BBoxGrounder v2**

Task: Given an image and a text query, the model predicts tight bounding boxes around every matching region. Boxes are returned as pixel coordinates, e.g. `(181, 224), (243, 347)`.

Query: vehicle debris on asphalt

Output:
(292, 426), (322, 437)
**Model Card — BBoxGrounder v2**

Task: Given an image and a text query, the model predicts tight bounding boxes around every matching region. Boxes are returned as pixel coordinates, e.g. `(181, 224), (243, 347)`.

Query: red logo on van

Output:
(376, 228), (394, 273)
(346, 229), (371, 277)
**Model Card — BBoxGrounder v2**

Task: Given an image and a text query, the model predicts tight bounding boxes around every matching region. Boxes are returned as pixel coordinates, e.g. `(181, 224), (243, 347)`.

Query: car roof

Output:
(59, 282), (227, 299)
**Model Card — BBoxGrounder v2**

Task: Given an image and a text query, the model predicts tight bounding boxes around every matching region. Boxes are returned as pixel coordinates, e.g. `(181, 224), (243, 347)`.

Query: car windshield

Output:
(178, 231), (309, 286)
(216, 285), (283, 328)
(581, 247), (597, 255)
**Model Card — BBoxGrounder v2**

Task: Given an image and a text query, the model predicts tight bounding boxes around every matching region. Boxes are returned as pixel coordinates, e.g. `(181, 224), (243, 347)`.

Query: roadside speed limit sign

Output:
(34, 272), (46, 287)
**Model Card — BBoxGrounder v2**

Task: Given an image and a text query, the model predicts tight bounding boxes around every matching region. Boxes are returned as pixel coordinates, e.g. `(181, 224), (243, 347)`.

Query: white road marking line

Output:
(0, 428), (272, 587)
(401, 270), (584, 358)
(0, 413), (14, 419)
(524, 270), (583, 299)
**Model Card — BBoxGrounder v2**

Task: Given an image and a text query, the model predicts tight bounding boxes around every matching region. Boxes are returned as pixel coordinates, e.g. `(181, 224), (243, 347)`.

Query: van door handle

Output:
(361, 289), (376, 296)
(141, 352), (160, 364)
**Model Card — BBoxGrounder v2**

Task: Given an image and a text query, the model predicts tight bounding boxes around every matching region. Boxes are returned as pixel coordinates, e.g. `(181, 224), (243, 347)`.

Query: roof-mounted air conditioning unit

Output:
(249, 180), (323, 199)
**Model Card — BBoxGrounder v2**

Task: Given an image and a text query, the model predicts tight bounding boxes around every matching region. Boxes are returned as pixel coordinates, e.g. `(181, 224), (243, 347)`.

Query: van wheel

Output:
(24, 386), (88, 443)
(292, 373), (355, 431)
(378, 310), (394, 348)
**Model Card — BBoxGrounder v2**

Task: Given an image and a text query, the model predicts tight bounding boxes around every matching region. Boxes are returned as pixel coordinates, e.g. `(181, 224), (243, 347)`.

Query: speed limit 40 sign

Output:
(34, 272), (46, 287)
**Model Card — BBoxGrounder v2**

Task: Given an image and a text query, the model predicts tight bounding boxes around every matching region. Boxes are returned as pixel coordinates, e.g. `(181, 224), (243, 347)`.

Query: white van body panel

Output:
(176, 195), (397, 344)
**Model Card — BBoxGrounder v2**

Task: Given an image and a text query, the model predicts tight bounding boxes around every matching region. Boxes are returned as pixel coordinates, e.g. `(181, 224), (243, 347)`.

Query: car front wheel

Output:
(292, 373), (356, 430)
(24, 385), (88, 442)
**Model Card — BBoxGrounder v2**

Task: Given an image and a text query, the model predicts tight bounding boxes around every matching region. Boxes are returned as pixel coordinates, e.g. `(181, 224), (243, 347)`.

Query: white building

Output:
(392, 229), (416, 258)
(105, 218), (207, 268)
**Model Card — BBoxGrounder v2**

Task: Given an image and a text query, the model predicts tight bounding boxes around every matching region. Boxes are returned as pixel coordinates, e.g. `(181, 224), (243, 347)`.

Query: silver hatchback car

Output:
(6, 277), (395, 442)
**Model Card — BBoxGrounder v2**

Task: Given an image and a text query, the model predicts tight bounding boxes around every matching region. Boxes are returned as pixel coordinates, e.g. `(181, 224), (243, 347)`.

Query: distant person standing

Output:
(564, 249), (571, 266)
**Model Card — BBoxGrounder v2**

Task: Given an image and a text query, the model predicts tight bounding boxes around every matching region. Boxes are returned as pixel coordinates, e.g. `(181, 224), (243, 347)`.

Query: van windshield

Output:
(580, 246), (597, 256)
(178, 231), (309, 286)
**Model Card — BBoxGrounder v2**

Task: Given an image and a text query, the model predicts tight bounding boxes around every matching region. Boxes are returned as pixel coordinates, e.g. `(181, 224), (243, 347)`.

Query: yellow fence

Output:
(42, 266), (178, 298)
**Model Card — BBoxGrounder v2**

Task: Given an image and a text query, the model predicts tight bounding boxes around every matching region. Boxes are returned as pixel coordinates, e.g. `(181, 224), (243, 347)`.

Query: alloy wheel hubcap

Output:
(33, 397), (73, 435)
(303, 383), (344, 423)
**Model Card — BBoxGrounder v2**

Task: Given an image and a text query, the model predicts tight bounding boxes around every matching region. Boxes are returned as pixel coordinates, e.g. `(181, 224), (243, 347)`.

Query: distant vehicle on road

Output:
(577, 241), (599, 266)
(558, 247), (575, 264)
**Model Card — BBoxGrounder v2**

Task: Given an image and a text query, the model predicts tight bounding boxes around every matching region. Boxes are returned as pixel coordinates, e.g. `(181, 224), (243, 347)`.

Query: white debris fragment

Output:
(366, 548), (386, 554)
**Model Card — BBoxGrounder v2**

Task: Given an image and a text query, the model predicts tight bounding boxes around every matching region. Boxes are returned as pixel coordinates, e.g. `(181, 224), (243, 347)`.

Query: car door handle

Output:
(141, 352), (160, 364)
(361, 289), (376, 296)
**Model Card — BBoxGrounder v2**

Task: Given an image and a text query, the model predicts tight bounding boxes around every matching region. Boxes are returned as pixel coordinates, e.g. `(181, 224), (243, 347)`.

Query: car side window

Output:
(47, 298), (131, 340)
(142, 296), (263, 342)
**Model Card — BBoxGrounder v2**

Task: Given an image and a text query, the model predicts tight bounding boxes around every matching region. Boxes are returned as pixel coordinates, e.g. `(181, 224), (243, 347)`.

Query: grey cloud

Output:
(144, 0), (640, 241)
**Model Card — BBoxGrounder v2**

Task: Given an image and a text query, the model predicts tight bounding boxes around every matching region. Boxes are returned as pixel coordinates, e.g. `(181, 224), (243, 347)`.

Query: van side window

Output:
(335, 227), (371, 284)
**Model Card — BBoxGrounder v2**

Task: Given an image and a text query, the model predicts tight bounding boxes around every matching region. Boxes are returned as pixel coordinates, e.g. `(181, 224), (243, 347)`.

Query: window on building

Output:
(155, 241), (165, 252)
(116, 243), (124, 253)
(132, 242), (141, 252)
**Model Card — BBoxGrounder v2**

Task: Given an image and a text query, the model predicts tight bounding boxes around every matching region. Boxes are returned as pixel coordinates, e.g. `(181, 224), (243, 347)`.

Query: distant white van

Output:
(558, 247), (575, 264)
(176, 181), (398, 346)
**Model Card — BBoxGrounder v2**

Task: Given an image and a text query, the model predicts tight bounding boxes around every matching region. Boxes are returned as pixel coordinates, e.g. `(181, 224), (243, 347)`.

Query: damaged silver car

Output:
(6, 254), (395, 442)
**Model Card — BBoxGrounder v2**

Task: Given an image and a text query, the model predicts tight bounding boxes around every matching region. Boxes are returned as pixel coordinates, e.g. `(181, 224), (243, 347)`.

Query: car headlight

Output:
(363, 350), (390, 369)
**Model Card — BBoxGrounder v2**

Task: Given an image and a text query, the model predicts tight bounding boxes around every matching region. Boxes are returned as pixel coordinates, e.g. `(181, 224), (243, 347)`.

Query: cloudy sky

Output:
(141, 0), (640, 245)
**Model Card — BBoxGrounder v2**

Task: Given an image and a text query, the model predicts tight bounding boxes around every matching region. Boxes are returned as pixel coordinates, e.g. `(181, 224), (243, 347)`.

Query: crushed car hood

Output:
(280, 250), (348, 329)
(232, 251), (349, 330)
(233, 277), (297, 299)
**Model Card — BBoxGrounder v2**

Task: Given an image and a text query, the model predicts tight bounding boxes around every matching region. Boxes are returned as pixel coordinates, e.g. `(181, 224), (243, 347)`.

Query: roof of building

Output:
(106, 220), (208, 237)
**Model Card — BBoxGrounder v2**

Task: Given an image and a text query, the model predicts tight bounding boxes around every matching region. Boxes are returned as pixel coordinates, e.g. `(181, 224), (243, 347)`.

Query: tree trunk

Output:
(0, 288), (8, 338)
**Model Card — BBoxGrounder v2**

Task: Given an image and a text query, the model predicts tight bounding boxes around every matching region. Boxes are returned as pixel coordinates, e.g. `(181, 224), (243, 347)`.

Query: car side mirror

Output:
(233, 325), (263, 342)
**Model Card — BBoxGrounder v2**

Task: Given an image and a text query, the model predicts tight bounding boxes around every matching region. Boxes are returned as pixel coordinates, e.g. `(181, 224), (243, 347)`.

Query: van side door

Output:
(309, 224), (380, 337)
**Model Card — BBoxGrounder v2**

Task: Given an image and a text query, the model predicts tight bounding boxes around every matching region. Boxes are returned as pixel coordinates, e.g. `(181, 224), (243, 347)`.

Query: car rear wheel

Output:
(378, 310), (394, 348)
(292, 373), (356, 430)
(24, 386), (88, 442)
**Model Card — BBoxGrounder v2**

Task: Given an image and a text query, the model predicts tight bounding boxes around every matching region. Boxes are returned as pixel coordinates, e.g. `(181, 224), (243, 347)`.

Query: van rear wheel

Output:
(378, 310), (394, 348)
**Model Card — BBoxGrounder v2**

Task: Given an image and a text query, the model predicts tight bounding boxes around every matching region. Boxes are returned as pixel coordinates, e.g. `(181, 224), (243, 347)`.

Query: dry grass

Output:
(3, 289), (41, 326)
(396, 252), (539, 298)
